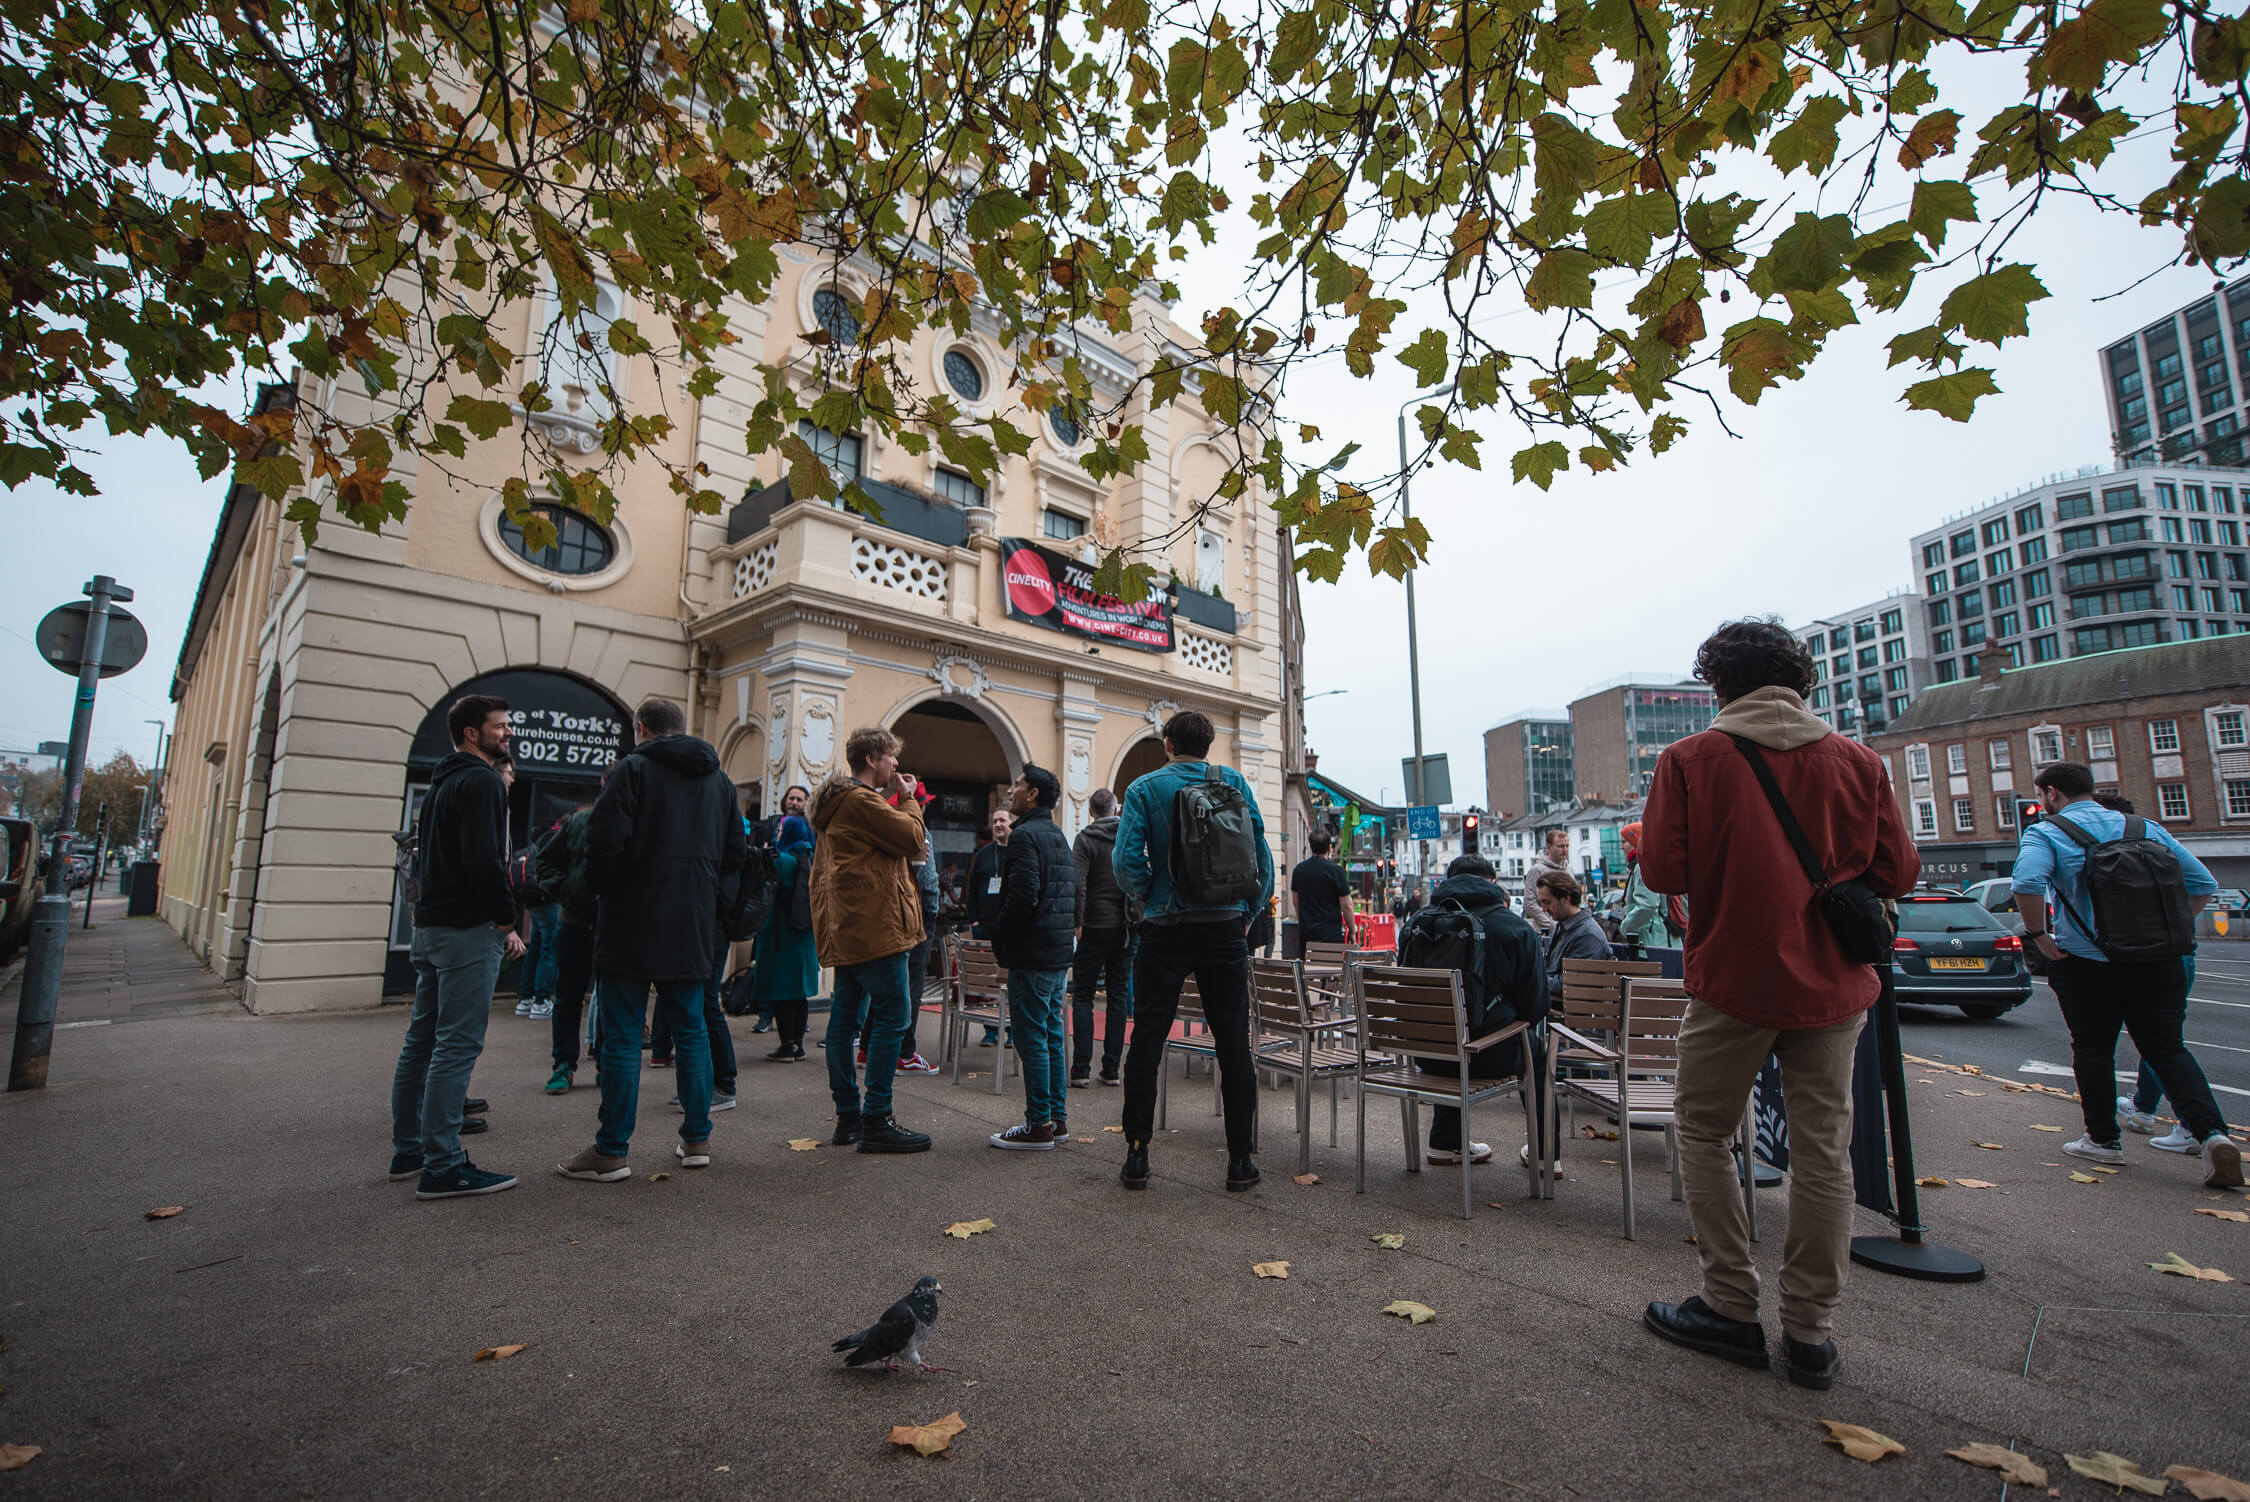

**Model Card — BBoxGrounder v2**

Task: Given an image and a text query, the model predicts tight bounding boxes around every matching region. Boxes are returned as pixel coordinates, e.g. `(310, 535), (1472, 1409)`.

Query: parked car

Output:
(1891, 891), (2034, 1020)
(1961, 877), (2027, 935)
(0, 817), (41, 964)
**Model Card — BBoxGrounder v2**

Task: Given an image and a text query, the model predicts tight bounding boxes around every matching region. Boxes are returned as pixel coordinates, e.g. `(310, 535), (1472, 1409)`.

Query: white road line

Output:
(55, 1018), (111, 1030)
(2191, 997), (2250, 1009)
(2187, 1038), (2250, 1055)
(2015, 1059), (2250, 1098)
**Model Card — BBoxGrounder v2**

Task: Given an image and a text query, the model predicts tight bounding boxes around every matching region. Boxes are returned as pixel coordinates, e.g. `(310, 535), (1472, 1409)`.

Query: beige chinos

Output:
(1675, 1000), (1867, 1345)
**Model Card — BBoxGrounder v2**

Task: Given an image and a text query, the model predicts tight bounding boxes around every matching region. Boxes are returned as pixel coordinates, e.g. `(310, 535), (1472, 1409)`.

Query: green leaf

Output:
(1524, 248), (1598, 310)
(1766, 95), (1851, 176)
(968, 187), (1034, 239)
(444, 395), (516, 441)
(1938, 264), (2050, 346)
(1904, 367), (2001, 421)
(1888, 67), (1940, 116)
(1909, 181), (1978, 250)
(2191, 174), (2250, 261)
(1762, 213), (1855, 293)
(1510, 440), (1570, 490)
(1582, 193), (1675, 267)
(1396, 327), (1450, 387)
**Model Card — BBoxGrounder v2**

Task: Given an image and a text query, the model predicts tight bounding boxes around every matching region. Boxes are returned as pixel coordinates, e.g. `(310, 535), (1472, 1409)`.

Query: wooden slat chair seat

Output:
(1352, 963), (1538, 1220)
(1250, 958), (1376, 1174)
(947, 938), (1010, 1096)
(1156, 977), (1224, 1128)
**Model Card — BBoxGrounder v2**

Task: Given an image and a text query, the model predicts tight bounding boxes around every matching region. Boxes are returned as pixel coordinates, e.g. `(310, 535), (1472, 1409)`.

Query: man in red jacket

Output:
(1638, 620), (1919, 1391)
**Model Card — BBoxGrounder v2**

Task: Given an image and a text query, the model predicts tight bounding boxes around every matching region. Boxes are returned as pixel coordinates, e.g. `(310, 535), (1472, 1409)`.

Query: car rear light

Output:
(1994, 934), (2021, 953)
(1892, 935), (1919, 952)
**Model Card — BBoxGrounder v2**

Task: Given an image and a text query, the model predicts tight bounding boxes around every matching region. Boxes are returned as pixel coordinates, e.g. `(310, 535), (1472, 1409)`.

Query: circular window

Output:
(1049, 403), (1083, 448)
(498, 504), (616, 576)
(943, 348), (985, 402)
(811, 287), (861, 347)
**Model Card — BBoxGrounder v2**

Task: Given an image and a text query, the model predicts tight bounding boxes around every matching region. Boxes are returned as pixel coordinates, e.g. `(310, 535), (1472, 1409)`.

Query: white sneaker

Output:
(2117, 1096), (2159, 1134)
(2205, 1135), (2244, 1188)
(1516, 1143), (1563, 1178)
(527, 1000), (554, 1020)
(2063, 1134), (2127, 1165)
(1427, 1141), (1492, 1165)
(514, 998), (535, 1016)
(2149, 1123), (2201, 1155)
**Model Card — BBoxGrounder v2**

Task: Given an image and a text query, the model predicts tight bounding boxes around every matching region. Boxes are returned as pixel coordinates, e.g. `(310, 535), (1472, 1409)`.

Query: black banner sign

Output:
(998, 537), (1173, 653)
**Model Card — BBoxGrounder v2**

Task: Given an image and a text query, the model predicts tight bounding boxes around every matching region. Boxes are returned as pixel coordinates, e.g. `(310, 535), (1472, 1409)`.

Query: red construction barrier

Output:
(1352, 913), (1397, 952)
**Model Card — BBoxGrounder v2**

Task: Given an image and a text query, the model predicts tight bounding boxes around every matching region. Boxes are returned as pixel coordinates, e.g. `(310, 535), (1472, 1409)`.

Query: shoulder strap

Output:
(2044, 812), (2100, 851)
(1728, 735), (1830, 892)
(2127, 815), (2148, 844)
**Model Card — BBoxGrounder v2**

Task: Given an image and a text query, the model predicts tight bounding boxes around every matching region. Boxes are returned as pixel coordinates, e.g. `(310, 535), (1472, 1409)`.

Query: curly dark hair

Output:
(1692, 618), (1818, 701)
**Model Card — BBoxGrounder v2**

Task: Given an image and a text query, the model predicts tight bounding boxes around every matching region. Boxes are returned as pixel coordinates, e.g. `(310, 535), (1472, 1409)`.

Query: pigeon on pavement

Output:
(833, 1276), (945, 1372)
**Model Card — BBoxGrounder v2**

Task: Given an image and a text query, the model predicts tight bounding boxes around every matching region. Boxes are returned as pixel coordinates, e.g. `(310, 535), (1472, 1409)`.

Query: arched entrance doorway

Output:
(892, 697), (1013, 925)
(384, 668), (633, 993)
(1113, 735), (1167, 801)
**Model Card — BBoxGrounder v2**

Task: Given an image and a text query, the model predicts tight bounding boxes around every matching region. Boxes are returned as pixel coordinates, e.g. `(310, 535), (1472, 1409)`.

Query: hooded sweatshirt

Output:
(585, 733), (747, 980)
(808, 775), (927, 970)
(413, 751), (515, 930)
(1072, 814), (1129, 930)
(1639, 685), (1920, 1028)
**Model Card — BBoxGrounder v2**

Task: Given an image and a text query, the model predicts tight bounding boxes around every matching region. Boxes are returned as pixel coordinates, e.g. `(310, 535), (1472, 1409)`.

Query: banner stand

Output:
(1849, 979), (1986, 1283)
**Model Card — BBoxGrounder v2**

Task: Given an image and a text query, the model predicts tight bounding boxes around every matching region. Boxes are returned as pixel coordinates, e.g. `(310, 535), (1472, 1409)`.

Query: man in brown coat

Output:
(810, 726), (932, 1154)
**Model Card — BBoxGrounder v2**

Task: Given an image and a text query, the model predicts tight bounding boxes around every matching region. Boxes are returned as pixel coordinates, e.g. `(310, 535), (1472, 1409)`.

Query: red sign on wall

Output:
(998, 538), (1174, 653)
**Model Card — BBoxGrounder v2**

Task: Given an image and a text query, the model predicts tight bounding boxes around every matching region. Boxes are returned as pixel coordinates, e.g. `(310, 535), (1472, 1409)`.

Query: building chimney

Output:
(1304, 749), (1318, 772)
(1978, 653), (2005, 687)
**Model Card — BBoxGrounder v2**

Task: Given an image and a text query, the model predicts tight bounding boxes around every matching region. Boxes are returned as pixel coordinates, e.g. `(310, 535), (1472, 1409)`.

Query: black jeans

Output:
(548, 919), (596, 1069)
(1414, 1033), (1546, 1153)
(2050, 954), (2228, 1145)
(1072, 926), (1131, 1074)
(772, 997), (811, 1047)
(702, 939), (738, 1096)
(1123, 919), (1258, 1156)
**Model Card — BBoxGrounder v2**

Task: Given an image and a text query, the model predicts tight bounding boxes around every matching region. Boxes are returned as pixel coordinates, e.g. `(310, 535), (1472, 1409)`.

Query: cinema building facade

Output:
(159, 254), (1309, 1011)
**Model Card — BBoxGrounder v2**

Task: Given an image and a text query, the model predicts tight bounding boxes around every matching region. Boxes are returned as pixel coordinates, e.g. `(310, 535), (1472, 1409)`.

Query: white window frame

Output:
(1996, 796), (2017, 829)
(2214, 707), (2248, 748)
(1953, 797), (1976, 832)
(1988, 738), (2011, 770)
(1905, 744), (1932, 782)
(1946, 743), (1968, 775)
(2149, 719), (2180, 753)
(1913, 798), (1938, 838)
(2030, 724), (2063, 766)
(2086, 725), (2116, 761)
(2227, 778), (2250, 818)
(2158, 782), (2191, 821)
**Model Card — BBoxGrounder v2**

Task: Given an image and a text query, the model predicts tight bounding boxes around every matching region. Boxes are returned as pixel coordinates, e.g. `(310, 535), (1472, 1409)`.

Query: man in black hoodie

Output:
(1408, 854), (1549, 1167)
(389, 694), (524, 1200)
(987, 764), (1078, 1150)
(557, 698), (747, 1183)
(1070, 786), (1131, 1087)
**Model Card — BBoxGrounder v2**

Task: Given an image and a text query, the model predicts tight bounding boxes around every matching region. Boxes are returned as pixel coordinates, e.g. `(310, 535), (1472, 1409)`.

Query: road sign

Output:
(34, 602), (148, 679)
(1399, 753), (1451, 806)
(1407, 805), (1440, 840)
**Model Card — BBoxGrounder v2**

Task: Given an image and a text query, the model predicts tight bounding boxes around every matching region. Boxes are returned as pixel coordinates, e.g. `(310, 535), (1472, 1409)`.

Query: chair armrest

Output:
(1462, 1020), (1531, 1053)
(1548, 1022), (1618, 1061)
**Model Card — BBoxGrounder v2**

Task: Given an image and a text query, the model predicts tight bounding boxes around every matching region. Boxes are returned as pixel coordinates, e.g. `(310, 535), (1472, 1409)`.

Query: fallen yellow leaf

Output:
(1292, 1173), (1319, 1186)
(1251, 1261), (1290, 1279)
(1102, 1125), (1124, 1134)
(1818, 1420), (1906, 1463)
(144, 1206), (185, 1220)
(2165, 1463), (2250, 1501)
(1974, 1142), (2005, 1151)
(787, 1138), (820, 1151)
(2149, 1251), (2233, 1282)
(650, 1172), (671, 1182)
(1076, 1137), (1095, 1143)
(943, 1217), (997, 1240)
(887, 1411), (966, 1458)
(1382, 1300), (1436, 1325)
(2069, 1171), (2100, 1183)
(2194, 1208), (2250, 1223)
(0, 1444), (39, 1471)
(1955, 1179), (1998, 1189)
(1580, 1125), (1620, 1140)
(2084, 1164), (2121, 1174)
(1917, 1177), (1948, 1188)
(1371, 1233), (1405, 1250)
(472, 1343), (528, 1362)
(1946, 1443), (2048, 1486)
(2066, 1451), (2168, 1495)
(2030, 1124), (2064, 1132)
(1954, 1089), (1986, 1096)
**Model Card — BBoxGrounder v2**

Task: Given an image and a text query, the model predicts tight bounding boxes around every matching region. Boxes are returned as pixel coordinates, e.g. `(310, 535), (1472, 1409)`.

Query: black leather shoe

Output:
(857, 1114), (932, 1154)
(460, 1115), (489, 1136)
(1225, 1154), (1260, 1192)
(832, 1112), (861, 1146)
(1120, 1141), (1150, 1190)
(1643, 1295), (1770, 1370)
(463, 1098), (488, 1115)
(766, 1043), (796, 1061)
(1786, 1338), (1840, 1390)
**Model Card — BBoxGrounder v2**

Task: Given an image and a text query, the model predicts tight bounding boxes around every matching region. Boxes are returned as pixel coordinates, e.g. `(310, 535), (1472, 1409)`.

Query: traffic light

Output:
(1461, 810), (1480, 856)
(2017, 799), (2042, 829)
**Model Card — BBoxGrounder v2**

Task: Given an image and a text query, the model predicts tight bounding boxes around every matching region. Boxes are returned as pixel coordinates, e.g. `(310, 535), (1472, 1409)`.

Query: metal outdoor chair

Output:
(1250, 957), (1370, 1174)
(947, 938), (1009, 1095)
(1156, 977), (1225, 1128)
(1352, 962), (1539, 1220)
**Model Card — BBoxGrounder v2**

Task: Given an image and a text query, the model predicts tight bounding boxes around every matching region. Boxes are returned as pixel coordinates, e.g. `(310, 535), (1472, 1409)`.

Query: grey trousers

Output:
(391, 923), (504, 1173)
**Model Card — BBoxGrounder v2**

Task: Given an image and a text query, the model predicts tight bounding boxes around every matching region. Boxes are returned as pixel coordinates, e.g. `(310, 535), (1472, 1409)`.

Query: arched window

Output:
(812, 287), (862, 347)
(1049, 403), (1083, 448)
(943, 349), (985, 401)
(498, 505), (616, 576)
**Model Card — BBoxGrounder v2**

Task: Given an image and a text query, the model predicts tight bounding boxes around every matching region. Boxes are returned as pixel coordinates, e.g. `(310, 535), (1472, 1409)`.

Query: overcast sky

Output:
(2, 65), (2216, 805)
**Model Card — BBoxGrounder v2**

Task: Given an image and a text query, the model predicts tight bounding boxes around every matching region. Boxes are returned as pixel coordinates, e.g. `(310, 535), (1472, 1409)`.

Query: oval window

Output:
(498, 504), (616, 576)
(1049, 403), (1083, 448)
(811, 287), (861, 347)
(943, 349), (984, 401)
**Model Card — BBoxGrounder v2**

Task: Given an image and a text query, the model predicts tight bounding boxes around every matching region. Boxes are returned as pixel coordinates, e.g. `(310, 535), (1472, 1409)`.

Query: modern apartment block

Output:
(1567, 677), (1717, 803)
(2101, 282), (2250, 467)
(1907, 464), (2250, 686)
(1482, 713), (1574, 818)
(1795, 591), (1931, 738)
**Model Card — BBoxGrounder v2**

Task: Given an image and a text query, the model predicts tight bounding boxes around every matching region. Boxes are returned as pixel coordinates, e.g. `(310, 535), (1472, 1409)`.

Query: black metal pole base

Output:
(1850, 1234), (1985, 1283)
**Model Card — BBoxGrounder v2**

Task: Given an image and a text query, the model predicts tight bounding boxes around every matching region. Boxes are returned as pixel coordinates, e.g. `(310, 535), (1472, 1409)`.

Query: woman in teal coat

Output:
(755, 816), (822, 1060)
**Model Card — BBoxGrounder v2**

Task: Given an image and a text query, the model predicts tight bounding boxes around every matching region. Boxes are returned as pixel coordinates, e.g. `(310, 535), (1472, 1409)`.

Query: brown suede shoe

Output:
(557, 1147), (630, 1181)
(676, 1140), (711, 1169)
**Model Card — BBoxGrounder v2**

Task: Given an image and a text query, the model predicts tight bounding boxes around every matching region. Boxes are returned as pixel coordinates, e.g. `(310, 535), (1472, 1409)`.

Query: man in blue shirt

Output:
(2011, 762), (2240, 1188)
(1112, 709), (1275, 1193)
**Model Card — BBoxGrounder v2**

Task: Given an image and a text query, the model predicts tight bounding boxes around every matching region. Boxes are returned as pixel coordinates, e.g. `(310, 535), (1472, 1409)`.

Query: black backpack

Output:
(507, 826), (559, 908)
(1168, 764), (1263, 906)
(718, 845), (777, 944)
(785, 852), (814, 932)
(2043, 813), (2197, 960)
(1397, 900), (1493, 1035)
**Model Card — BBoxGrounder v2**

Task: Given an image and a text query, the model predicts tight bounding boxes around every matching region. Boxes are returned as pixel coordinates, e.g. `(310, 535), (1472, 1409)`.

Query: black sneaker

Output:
(463, 1098), (488, 1115)
(387, 1151), (423, 1182)
(414, 1161), (518, 1199)
(1069, 1068), (1091, 1089)
(460, 1115), (489, 1135)
(1226, 1154), (1261, 1192)
(1786, 1338), (1840, 1390)
(1121, 1140), (1150, 1190)
(1099, 1068), (1121, 1087)
(832, 1112), (862, 1146)
(857, 1114), (932, 1154)
(1644, 1295), (1771, 1370)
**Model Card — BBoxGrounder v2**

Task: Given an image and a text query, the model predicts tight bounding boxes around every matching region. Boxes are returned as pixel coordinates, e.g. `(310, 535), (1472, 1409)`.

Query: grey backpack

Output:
(2044, 813), (2197, 960)
(1167, 764), (1263, 905)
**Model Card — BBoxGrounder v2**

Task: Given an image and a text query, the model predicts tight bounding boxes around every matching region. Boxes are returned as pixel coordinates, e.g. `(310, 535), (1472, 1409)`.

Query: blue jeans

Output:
(392, 924), (504, 1173)
(595, 973), (711, 1155)
(528, 903), (562, 998)
(2132, 954), (2198, 1112)
(1009, 967), (1070, 1129)
(703, 940), (738, 1096)
(827, 951), (911, 1117)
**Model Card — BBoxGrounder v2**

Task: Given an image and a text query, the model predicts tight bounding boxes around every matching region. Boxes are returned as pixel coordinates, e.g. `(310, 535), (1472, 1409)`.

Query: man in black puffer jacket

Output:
(987, 762), (1078, 1151)
(1410, 854), (1550, 1168)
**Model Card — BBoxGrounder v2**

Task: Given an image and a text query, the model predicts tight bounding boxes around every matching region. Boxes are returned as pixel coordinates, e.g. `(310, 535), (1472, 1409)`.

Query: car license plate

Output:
(1928, 957), (1987, 971)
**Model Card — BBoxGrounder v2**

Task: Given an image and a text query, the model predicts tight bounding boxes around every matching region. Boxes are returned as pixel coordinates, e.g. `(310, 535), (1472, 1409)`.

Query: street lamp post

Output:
(1397, 384), (1454, 882)
(137, 719), (166, 846)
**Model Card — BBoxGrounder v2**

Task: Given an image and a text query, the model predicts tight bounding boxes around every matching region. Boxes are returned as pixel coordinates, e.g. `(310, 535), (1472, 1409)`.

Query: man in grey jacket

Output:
(1070, 787), (1132, 1087)
(1521, 826), (1572, 934)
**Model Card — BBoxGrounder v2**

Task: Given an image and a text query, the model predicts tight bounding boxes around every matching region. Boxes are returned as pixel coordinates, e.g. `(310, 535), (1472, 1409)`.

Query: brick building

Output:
(1481, 712), (1573, 818)
(1867, 636), (2250, 889)
(1567, 678), (1717, 804)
